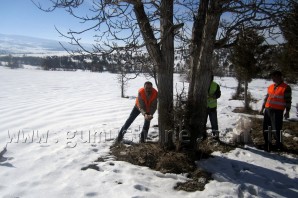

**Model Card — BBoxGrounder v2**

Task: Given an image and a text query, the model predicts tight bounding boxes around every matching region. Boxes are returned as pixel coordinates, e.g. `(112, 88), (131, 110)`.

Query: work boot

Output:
(276, 142), (284, 151)
(264, 142), (272, 152)
(212, 130), (219, 140)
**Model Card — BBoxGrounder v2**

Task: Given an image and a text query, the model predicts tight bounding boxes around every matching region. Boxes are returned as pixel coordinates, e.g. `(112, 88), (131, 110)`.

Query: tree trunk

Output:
(158, 0), (174, 147)
(236, 80), (242, 98)
(133, 1), (174, 148)
(244, 80), (249, 110)
(188, 0), (209, 99)
(187, 0), (223, 150)
(121, 76), (125, 98)
(157, 65), (174, 147)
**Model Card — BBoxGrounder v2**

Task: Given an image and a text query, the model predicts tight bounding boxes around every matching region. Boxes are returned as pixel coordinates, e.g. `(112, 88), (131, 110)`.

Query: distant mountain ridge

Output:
(0, 34), (88, 55)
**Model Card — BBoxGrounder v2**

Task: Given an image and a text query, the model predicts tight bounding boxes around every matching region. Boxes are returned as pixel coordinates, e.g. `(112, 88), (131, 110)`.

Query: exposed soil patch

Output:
(111, 142), (195, 174)
(110, 138), (236, 192)
(233, 107), (259, 115)
(107, 109), (298, 192)
(250, 116), (298, 155)
(233, 107), (298, 155)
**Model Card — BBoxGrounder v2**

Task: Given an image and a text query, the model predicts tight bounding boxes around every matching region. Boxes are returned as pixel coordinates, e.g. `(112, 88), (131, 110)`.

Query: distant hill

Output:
(0, 34), (90, 56)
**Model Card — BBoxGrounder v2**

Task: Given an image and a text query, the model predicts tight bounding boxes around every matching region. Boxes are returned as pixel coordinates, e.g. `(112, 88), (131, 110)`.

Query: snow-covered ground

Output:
(0, 66), (297, 198)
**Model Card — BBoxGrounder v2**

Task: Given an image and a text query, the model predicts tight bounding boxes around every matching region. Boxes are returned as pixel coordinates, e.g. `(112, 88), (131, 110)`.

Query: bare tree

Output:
(115, 50), (147, 98)
(32, 0), (290, 150)
(186, 0), (290, 150)
(32, 0), (176, 147)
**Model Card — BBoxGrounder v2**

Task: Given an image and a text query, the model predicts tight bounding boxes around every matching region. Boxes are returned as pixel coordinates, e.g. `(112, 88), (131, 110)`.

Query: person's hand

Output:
(284, 111), (289, 119)
(145, 114), (153, 120)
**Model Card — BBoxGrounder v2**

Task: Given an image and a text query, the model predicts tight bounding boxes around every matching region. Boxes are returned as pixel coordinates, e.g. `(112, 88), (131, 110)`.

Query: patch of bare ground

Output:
(233, 107), (298, 155)
(233, 107), (259, 115)
(109, 108), (297, 192)
(250, 117), (298, 155)
(110, 139), (235, 192)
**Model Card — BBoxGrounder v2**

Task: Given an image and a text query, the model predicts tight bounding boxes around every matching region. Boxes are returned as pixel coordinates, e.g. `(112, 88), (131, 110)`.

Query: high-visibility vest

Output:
(265, 83), (287, 110)
(207, 81), (218, 108)
(135, 87), (158, 113)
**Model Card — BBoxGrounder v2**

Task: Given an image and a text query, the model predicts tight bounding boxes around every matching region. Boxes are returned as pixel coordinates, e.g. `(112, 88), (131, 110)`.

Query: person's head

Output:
(270, 70), (283, 84)
(144, 81), (153, 95)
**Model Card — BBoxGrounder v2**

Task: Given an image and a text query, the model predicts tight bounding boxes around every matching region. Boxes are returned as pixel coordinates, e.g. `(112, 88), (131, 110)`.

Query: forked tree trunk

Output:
(187, 1), (223, 151)
(188, 0), (209, 97)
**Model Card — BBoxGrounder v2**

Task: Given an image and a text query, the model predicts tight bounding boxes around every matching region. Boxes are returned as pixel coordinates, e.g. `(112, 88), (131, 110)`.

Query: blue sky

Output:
(0, 0), (284, 45)
(0, 0), (94, 42)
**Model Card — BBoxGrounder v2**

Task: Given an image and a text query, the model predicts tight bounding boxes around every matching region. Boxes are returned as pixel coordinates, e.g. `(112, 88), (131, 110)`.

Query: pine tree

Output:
(279, 1), (298, 83)
(230, 28), (266, 110)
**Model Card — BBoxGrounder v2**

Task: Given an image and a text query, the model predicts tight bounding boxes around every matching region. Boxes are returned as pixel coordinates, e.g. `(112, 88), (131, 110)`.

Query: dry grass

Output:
(108, 109), (298, 192)
(250, 117), (298, 155)
(110, 142), (213, 192)
(110, 138), (236, 192)
(111, 142), (195, 174)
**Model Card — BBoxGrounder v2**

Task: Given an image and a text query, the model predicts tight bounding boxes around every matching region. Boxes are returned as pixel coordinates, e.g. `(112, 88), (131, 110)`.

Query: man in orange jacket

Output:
(259, 71), (292, 151)
(116, 81), (158, 143)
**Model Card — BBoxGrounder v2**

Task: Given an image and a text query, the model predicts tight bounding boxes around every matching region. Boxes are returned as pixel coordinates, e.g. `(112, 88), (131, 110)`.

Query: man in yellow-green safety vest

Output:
(206, 75), (221, 139)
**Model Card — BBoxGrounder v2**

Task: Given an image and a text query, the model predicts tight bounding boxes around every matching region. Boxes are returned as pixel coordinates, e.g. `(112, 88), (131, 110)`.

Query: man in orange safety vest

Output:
(116, 81), (158, 143)
(259, 70), (292, 151)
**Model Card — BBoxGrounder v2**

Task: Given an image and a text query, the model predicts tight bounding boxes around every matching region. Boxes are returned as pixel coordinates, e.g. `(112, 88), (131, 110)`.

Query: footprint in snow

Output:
(81, 164), (101, 171)
(276, 166), (286, 171)
(0, 145), (15, 168)
(85, 192), (98, 197)
(134, 184), (150, 192)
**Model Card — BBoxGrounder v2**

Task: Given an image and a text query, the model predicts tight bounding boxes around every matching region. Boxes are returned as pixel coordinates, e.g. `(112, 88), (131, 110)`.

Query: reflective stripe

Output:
(268, 94), (284, 99)
(267, 100), (286, 106)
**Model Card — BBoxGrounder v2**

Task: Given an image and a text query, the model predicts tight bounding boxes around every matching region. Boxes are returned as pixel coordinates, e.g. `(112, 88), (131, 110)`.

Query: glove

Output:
(145, 114), (153, 121)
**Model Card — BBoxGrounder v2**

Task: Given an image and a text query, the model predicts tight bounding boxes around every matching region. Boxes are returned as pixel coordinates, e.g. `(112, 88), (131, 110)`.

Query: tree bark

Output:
(158, 0), (174, 147)
(187, 0), (223, 150)
(188, 0), (209, 99)
(244, 80), (249, 110)
(134, 0), (174, 148)
(236, 80), (242, 98)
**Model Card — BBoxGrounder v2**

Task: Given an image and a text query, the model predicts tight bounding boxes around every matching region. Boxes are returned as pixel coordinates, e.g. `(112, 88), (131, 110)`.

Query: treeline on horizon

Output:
(0, 44), (296, 82)
(0, 52), (186, 74)
(0, 54), (125, 72)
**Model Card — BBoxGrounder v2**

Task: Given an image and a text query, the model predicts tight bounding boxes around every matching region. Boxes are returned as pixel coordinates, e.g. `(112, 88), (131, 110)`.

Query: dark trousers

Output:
(207, 107), (219, 132)
(118, 106), (150, 139)
(263, 108), (284, 146)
